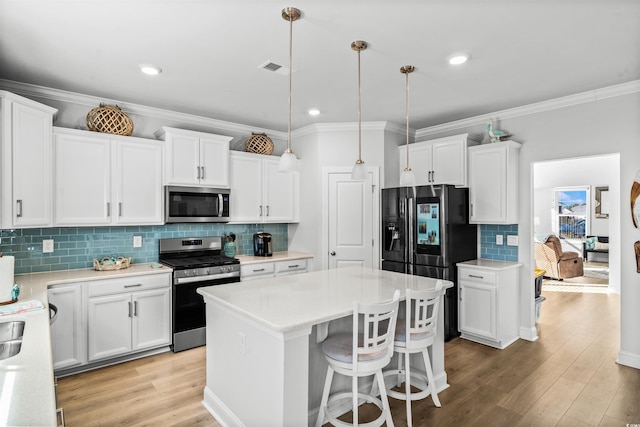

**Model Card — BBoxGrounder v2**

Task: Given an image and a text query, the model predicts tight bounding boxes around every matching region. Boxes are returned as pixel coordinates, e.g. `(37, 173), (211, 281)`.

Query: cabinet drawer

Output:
(87, 273), (171, 297)
(275, 259), (307, 275)
(458, 268), (496, 285)
(241, 262), (275, 278)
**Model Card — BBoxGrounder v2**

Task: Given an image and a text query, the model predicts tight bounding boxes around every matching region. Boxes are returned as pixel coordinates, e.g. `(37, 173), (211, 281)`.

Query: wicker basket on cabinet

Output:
(245, 133), (274, 155)
(86, 104), (134, 136)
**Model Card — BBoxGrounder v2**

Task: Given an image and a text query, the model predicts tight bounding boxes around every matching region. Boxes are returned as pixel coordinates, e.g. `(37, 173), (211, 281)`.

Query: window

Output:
(554, 187), (589, 239)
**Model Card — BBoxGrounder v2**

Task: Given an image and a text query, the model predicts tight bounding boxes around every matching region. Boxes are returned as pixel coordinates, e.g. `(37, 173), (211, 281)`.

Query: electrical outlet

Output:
(507, 235), (519, 246)
(43, 239), (54, 253)
(495, 234), (503, 245)
(239, 333), (246, 355)
(133, 235), (142, 248)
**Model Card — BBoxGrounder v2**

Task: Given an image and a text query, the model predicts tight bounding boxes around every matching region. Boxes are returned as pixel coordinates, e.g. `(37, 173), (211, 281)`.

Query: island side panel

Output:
(202, 299), (310, 426)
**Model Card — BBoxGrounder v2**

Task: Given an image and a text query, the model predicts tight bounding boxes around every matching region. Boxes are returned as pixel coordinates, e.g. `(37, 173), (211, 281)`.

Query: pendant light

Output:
(351, 40), (368, 181)
(399, 65), (416, 187)
(278, 7), (301, 172)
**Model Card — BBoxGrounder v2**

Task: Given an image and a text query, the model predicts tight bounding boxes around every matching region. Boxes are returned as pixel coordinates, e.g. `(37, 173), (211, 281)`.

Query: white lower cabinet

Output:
(240, 257), (310, 281)
(48, 284), (86, 371)
(87, 275), (171, 362)
(458, 260), (521, 349)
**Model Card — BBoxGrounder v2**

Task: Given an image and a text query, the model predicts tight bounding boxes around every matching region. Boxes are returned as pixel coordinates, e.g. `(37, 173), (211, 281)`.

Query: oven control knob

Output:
(204, 269), (209, 275)
(184, 270), (191, 276)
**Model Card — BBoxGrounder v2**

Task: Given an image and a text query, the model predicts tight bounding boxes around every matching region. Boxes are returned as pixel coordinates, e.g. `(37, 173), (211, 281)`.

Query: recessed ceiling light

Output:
(139, 64), (162, 75)
(447, 53), (470, 65)
(308, 108), (321, 116)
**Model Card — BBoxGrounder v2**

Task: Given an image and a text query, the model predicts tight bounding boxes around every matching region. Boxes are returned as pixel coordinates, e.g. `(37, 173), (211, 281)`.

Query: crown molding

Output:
(0, 78), (287, 140)
(415, 80), (640, 140)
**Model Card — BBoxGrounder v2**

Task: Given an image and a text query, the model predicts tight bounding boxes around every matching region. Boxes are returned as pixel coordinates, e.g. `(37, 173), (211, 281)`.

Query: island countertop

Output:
(197, 266), (452, 333)
(197, 266), (453, 426)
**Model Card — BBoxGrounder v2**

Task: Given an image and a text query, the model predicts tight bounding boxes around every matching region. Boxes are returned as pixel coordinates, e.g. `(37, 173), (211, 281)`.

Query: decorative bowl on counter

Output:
(93, 256), (131, 271)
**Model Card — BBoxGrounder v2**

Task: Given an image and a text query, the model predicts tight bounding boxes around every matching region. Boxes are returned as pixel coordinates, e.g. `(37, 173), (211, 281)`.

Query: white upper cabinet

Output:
(155, 126), (231, 187)
(229, 151), (299, 223)
(0, 91), (57, 228)
(53, 127), (163, 226)
(398, 133), (478, 187)
(468, 140), (521, 224)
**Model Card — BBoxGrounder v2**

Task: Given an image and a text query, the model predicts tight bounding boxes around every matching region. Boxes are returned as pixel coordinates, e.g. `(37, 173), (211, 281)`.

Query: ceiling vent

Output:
(258, 61), (291, 76)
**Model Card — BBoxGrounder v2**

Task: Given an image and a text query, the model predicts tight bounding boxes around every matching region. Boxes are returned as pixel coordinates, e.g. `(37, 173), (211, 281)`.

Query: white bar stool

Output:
(384, 283), (444, 427)
(315, 290), (400, 427)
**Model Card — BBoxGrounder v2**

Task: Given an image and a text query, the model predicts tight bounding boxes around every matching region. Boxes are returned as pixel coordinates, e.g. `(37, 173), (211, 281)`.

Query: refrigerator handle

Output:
(407, 195), (414, 273)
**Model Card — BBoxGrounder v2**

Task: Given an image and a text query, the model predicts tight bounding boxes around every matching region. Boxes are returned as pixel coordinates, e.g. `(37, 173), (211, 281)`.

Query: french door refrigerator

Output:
(381, 185), (477, 341)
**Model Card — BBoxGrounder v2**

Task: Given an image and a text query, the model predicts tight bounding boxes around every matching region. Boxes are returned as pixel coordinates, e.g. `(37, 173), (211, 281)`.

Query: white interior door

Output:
(325, 168), (379, 269)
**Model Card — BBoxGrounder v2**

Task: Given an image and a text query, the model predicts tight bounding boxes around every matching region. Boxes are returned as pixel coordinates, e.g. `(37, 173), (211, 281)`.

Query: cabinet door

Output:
(431, 138), (467, 186)
(10, 102), (53, 227)
(263, 158), (299, 223)
(468, 144), (508, 224)
(115, 139), (163, 224)
(200, 136), (230, 187)
(132, 288), (171, 351)
(48, 284), (86, 371)
(54, 131), (111, 225)
(165, 132), (200, 185)
(87, 293), (132, 361)
(229, 152), (263, 222)
(459, 280), (497, 339)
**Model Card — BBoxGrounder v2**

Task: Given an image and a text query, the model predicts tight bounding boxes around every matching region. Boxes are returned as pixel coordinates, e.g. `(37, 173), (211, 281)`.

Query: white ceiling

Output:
(1, 0), (638, 133)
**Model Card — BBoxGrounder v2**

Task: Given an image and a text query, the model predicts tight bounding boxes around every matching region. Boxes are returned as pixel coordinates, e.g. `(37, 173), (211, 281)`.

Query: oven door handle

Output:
(174, 271), (240, 284)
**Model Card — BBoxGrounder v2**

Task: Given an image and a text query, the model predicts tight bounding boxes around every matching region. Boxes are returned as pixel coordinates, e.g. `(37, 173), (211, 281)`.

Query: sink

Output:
(0, 321), (25, 360)
(0, 321), (25, 342)
(0, 340), (22, 360)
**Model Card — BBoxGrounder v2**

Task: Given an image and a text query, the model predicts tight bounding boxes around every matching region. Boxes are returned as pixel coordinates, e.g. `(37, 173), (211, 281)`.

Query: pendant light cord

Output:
(287, 11), (293, 154)
(357, 47), (362, 163)
(405, 71), (410, 169)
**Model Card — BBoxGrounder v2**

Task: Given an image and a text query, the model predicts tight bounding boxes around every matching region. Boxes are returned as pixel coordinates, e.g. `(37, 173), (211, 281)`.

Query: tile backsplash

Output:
(1, 224), (288, 275)
(480, 224), (519, 262)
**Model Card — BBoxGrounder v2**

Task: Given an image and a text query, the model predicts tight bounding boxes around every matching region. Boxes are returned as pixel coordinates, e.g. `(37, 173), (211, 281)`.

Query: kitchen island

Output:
(197, 266), (452, 427)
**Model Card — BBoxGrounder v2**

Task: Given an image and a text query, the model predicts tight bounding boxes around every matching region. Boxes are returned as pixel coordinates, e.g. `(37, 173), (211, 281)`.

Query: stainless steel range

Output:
(158, 236), (240, 352)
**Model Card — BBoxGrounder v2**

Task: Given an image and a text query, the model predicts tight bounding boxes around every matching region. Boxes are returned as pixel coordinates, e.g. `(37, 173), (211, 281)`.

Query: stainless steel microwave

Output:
(165, 186), (230, 223)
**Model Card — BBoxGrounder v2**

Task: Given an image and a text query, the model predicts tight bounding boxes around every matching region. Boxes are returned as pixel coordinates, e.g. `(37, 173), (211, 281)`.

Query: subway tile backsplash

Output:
(480, 224), (519, 262)
(1, 224), (288, 275)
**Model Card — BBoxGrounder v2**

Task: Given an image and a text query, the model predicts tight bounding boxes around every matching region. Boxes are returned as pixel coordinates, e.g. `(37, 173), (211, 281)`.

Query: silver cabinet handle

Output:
(266, 205), (270, 217)
(201, 166), (206, 180)
(218, 194), (223, 217)
(288, 264), (299, 268)
(107, 202), (111, 217)
(330, 251), (336, 256)
(16, 199), (22, 217)
(196, 166), (201, 180)
(259, 205), (263, 216)
(431, 170), (435, 182)
(253, 268), (266, 272)
(124, 284), (142, 288)
(134, 301), (138, 316)
(128, 301), (132, 318)
(469, 274), (484, 279)
(119, 202), (122, 217)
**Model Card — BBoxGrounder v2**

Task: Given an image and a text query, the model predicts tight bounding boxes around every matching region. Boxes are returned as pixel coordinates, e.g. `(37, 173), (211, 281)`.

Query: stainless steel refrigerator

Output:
(381, 185), (477, 341)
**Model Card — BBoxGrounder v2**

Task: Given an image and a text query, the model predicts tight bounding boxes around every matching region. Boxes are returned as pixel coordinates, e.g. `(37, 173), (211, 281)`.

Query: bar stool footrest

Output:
(324, 391), (386, 427)
(383, 369), (432, 401)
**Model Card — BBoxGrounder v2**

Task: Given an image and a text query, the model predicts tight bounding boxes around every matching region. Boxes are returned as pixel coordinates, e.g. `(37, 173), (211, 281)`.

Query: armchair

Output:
(534, 235), (584, 280)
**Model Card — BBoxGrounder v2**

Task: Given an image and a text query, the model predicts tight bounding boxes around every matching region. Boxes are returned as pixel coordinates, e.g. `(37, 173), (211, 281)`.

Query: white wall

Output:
(410, 88), (639, 369)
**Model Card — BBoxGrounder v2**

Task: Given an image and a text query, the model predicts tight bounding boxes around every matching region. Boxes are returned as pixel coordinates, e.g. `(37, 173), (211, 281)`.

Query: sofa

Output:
(583, 236), (609, 262)
(534, 235), (584, 280)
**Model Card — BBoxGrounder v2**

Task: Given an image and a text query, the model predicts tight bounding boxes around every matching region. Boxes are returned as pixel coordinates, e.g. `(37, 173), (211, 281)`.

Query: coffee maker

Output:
(253, 232), (273, 257)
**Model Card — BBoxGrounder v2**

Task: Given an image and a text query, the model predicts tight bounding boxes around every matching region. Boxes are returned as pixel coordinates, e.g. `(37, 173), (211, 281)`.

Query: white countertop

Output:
(457, 259), (522, 271)
(235, 251), (313, 265)
(1, 263), (172, 427)
(197, 266), (452, 333)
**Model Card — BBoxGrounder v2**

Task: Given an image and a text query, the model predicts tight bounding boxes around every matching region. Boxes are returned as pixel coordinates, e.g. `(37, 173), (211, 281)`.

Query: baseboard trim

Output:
(617, 350), (640, 370)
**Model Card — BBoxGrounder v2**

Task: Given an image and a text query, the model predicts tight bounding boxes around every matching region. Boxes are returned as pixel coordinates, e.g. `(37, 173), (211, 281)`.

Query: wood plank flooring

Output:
(57, 289), (640, 426)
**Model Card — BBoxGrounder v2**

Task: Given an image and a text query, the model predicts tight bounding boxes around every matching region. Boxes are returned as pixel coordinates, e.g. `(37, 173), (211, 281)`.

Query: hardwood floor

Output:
(58, 289), (639, 426)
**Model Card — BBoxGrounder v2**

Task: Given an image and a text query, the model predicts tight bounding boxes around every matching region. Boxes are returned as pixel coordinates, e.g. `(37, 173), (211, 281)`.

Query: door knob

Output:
(330, 251), (336, 256)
